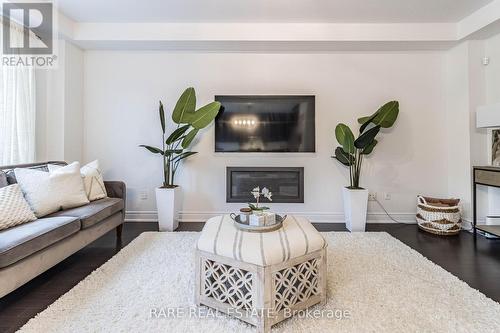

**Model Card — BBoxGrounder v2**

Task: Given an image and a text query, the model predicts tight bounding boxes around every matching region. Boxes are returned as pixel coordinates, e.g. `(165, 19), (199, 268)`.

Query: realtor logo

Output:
(2, 1), (57, 67)
(2, 1), (53, 54)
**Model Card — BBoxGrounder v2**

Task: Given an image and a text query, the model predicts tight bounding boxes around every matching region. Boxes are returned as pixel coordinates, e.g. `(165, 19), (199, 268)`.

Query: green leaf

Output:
(335, 123), (355, 154)
(335, 123), (348, 146)
(359, 113), (378, 134)
(164, 149), (184, 156)
(159, 101), (166, 133)
(248, 203), (269, 211)
(361, 139), (378, 155)
(173, 151), (198, 162)
(357, 101), (399, 129)
(165, 125), (190, 145)
(354, 124), (380, 149)
(334, 147), (353, 166)
(139, 145), (164, 155)
(191, 102), (221, 129)
(372, 101), (399, 128)
(181, 128), (199, 149)
(172, 87), (196, 124)
(357, 115), (371, 125)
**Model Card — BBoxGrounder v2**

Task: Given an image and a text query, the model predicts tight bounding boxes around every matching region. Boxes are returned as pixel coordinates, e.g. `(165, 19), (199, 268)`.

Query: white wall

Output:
(83, 51), (448, 222)
(484, 33), (500, 220)
(35, 40), (84, 162)
(444, 43), (472, 220)
(63, 42), (85, 163)
(486, 33), (500, 103)
(444, 41), (488, 222)
(447, 33), (500, 225)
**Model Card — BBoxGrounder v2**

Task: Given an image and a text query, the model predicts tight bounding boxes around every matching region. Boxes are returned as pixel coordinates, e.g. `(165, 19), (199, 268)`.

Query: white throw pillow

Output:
(15, 162), (90, 218)
(0, 184), (37, 230)
(49, 160), (107, 201)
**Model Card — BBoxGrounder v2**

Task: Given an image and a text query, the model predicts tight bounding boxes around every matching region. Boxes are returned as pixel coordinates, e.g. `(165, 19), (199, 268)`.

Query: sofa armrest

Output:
(104, 181), (126, 202)
(105, 181), (126, 222)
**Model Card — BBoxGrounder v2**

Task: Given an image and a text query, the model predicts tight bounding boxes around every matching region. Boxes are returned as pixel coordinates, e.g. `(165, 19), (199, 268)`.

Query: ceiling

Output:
(57, 0), (493, 23)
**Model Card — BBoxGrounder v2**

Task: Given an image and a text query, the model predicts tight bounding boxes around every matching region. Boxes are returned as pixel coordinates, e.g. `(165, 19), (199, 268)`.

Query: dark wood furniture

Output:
(473, 166), (500, 237)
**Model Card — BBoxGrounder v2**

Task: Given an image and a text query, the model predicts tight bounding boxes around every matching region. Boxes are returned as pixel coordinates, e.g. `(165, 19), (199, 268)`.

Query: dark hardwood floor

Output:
(1, 222), (500, 332)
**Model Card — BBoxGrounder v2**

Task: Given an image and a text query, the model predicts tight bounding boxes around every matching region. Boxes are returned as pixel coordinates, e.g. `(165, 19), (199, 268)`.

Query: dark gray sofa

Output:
(0, 161), (126, 297)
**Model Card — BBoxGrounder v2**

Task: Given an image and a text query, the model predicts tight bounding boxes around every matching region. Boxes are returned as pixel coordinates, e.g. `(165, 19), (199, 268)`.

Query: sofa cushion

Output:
(4, 162), (65, 185)
(0, 171), (8, 188)
(15, 163), (90, 218)
(48, 197), (124, 229)
(6, 165), (49, 185)
(49, 160), (108, 202)
(197, 215), (326, 266)
(0, 216), (80, 268)
(5, 169), (18, 185)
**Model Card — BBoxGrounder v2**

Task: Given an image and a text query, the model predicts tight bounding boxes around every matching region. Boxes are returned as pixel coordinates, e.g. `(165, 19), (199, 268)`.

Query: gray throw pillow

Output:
(0, 171), (7, 189)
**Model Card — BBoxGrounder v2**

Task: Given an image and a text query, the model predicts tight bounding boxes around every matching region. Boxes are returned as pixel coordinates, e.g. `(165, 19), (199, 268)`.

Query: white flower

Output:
(262, 187), (273, 201)
(251, 186), (260, 199)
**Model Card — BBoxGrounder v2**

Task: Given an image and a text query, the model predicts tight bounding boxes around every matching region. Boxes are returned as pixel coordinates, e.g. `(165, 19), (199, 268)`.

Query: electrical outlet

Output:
(368, 192), (377, 201)
(139, 190), (148, 200)
(384, 193), (391, 200)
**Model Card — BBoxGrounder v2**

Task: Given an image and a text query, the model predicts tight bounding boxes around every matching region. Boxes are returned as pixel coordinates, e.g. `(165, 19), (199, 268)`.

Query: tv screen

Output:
(215, 96), (315, 152)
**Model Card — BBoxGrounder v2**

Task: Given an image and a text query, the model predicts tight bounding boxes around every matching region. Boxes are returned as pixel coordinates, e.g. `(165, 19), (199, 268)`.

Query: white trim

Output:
(74, 22), (456, 43)
(125, 210), (417, 224)
(124, 211), (158, 222)
(457, 0), (500, 39)
(53, 2), (500, 50)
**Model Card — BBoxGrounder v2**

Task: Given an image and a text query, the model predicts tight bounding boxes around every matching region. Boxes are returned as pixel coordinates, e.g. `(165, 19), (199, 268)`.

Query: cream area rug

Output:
(19, 232), (500, 332)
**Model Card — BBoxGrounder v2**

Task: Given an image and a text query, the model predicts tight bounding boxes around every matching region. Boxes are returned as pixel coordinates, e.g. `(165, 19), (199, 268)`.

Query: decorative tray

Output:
(230, 213), (287, 233)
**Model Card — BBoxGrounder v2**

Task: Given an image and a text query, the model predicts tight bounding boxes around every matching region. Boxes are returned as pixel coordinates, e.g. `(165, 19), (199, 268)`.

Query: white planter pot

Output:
(155, 186), (181, 231)
(342, 187), (369, 232)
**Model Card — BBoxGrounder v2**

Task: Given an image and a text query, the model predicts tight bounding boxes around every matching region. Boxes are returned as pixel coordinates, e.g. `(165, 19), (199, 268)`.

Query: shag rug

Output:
(19, 232), (500, 332)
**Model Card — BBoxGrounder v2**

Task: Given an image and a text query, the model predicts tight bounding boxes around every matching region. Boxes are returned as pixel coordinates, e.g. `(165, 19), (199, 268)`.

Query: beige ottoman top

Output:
(197, 215), (326, 266)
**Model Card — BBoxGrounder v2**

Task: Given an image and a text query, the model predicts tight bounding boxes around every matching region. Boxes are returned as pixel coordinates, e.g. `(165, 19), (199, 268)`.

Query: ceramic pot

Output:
(342, 187), (369, 232)
(155, 186), (181, 231)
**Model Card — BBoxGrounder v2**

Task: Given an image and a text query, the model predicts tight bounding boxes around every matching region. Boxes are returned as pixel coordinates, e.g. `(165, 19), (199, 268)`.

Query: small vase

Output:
(239, 208), (252, 224)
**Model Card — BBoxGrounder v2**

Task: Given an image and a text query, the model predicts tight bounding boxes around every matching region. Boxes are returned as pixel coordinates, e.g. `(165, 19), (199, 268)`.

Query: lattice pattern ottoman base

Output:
(195, 248), (327, 333)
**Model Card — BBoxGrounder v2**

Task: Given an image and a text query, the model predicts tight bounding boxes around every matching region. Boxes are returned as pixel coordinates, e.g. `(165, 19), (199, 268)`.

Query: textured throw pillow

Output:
(0, 184), (37, 230)
(15, 162), (90, 218)
(49, 160), (107, 201)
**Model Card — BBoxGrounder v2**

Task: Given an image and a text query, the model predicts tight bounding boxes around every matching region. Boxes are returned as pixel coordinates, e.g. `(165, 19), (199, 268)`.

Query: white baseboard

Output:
(124, 211), (159, 222)
(125, 210), (417, 224)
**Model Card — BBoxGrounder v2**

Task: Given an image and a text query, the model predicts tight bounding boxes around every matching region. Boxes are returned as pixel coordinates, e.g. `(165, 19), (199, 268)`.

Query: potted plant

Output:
(333, 101), (399, 232)
(140, 87), (221, 231)
(249, 186), (273, 212)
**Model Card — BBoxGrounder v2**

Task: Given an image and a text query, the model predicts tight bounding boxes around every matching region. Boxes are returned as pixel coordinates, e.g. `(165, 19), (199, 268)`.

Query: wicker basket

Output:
(416, 196), (461, 236)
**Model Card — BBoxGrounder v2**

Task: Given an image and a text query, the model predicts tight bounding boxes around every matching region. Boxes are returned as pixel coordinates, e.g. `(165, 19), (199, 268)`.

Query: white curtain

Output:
(0, 20), (36, 165)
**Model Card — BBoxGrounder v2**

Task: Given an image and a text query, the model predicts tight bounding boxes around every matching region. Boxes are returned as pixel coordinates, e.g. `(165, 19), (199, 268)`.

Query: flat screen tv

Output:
(215, 95), (315, 152)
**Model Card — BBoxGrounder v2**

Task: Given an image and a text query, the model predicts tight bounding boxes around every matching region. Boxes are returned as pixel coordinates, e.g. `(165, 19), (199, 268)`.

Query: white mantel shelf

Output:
(477, 103), (500, 128)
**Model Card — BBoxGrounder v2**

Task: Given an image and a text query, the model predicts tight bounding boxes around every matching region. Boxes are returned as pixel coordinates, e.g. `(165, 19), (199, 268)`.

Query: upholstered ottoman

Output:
(195, 215), (327, 332)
